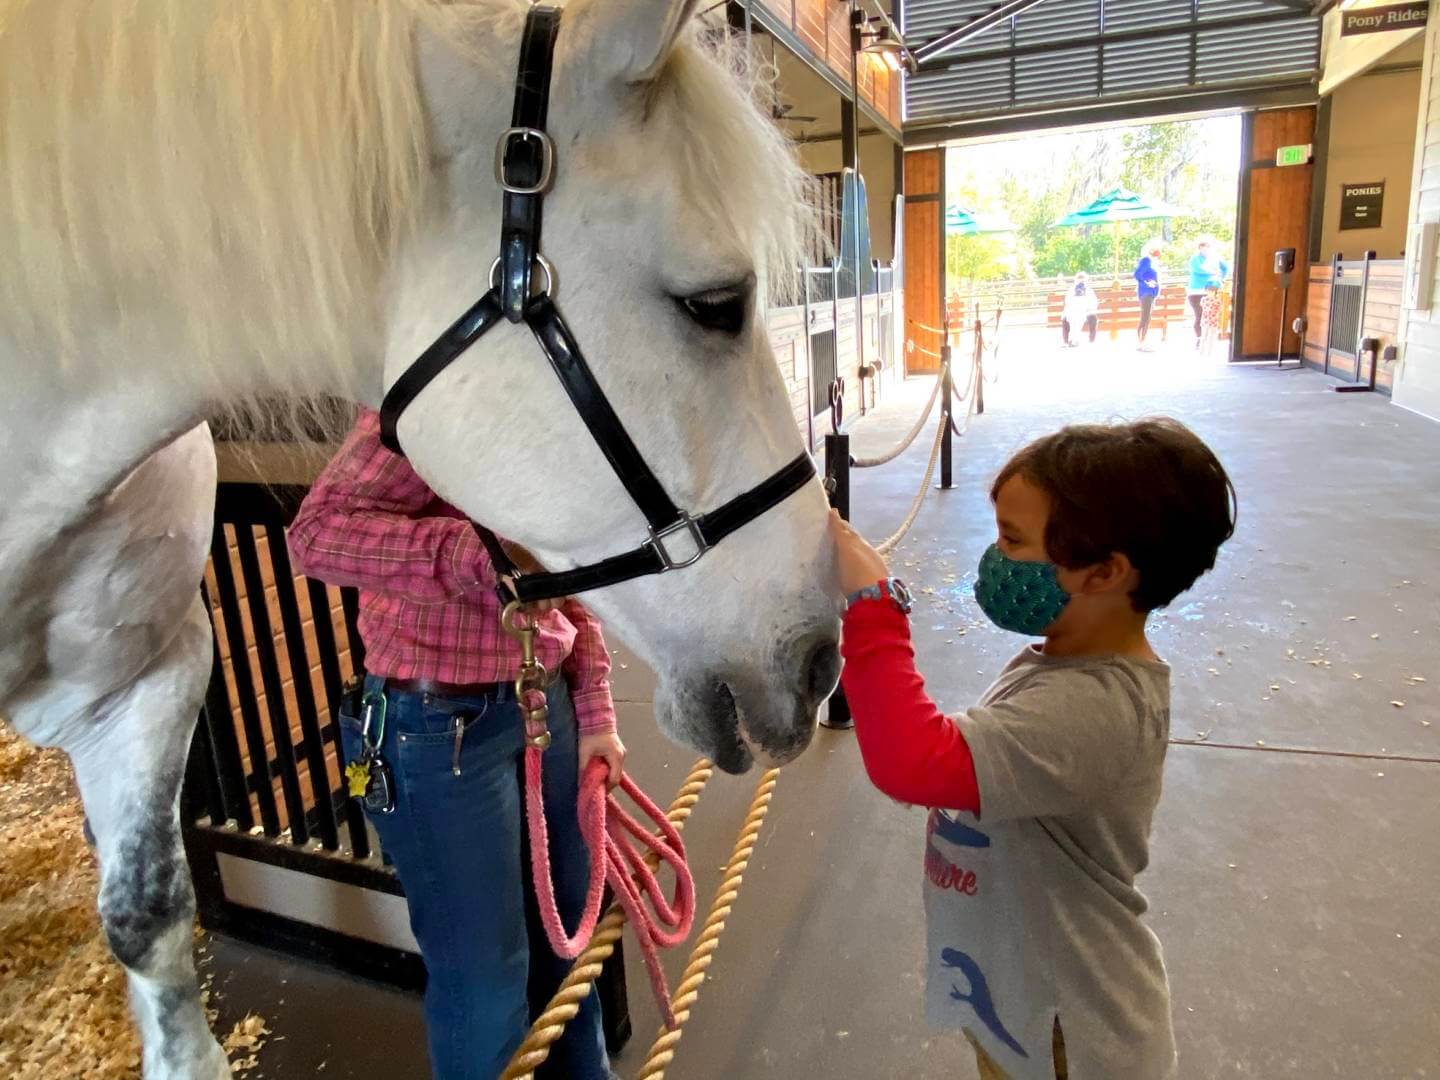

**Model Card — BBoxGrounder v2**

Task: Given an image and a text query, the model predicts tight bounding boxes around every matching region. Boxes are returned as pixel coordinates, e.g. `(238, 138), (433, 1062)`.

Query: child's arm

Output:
(840, 599), (981, 813)
(842, 599), (1153, 821)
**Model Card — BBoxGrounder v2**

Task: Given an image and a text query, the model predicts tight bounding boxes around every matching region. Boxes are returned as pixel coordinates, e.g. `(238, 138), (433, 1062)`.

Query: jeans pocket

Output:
(338, 719), (363, 773)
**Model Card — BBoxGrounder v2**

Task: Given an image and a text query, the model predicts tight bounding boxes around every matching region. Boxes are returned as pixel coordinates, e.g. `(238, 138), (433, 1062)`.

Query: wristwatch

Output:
(845, 577), (914, 615)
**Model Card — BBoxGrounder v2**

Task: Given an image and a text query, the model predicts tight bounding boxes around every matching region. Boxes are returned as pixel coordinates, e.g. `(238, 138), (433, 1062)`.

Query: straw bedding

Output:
(0, 722), (268, 1077)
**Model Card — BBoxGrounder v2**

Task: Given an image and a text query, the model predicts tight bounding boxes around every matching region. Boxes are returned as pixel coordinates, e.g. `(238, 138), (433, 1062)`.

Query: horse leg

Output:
(68, 593), (231, 1080)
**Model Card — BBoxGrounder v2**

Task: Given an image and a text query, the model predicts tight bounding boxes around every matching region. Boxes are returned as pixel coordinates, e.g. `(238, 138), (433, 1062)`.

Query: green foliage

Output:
(944, 117), (1239, 288)
(947, 233), (1012, 284)
(1030, 225), (1147, 282)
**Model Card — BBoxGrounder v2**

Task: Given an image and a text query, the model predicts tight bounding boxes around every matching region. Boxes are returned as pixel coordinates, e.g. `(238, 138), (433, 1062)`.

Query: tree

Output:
(1121, 123), (1202, 242)
(947, 232), (1012, 284)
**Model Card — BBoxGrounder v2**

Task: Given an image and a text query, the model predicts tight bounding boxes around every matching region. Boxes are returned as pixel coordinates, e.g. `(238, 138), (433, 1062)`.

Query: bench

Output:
(1046, 284), (1192, 341)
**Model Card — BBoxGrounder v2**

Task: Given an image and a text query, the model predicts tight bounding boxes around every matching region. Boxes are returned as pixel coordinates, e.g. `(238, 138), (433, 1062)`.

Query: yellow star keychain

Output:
(346, 759), (371, 798)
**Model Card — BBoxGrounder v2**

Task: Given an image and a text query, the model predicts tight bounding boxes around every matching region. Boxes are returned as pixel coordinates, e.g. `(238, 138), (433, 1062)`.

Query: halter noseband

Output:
(377, 5), (816, 606)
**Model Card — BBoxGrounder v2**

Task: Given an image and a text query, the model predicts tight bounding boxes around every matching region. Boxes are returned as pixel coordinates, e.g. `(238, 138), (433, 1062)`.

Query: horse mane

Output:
(0, 0), (812, 437)
(656, 25), (818, 305)
(0, 0), (463, 415)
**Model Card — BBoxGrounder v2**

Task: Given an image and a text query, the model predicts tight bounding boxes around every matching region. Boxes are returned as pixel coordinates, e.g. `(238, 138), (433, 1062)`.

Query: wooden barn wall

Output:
(754, 0), (902, 130)
(1397, 6), (1440, 420)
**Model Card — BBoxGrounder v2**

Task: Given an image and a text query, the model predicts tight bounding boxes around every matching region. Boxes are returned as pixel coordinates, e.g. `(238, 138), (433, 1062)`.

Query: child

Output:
(1198, 283), (1222, 357)
(831, 418), (1236, 1080)
(1060, 272), (1098, 348)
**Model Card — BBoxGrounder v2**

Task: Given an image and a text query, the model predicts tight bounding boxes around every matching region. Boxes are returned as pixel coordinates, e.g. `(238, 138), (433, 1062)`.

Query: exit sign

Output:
(1276, 144), (1312, 167)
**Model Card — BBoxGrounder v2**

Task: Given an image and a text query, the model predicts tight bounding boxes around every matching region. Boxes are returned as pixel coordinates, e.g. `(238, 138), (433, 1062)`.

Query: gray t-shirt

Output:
(924, 646), (1176, 1080)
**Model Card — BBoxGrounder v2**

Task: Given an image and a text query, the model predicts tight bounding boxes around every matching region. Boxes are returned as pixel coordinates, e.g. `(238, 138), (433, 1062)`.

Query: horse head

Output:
(386, 0), (841, 772)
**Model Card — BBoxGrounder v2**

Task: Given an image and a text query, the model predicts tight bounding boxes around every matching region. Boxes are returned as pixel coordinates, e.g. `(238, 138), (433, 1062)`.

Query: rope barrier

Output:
(851, 363), (947, 468)
(632, 768), (781, 1080)
(950, 366), (981, 441)
(502, 757), (714, 1080)
(875, 411), (947, 557)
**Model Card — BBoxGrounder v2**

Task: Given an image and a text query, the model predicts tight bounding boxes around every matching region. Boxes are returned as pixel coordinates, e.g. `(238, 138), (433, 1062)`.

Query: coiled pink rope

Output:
(523, 724), (696, 1030)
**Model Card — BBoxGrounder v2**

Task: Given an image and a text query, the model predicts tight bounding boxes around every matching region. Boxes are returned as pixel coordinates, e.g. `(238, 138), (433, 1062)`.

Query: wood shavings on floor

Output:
(0, 721), (269, 1078)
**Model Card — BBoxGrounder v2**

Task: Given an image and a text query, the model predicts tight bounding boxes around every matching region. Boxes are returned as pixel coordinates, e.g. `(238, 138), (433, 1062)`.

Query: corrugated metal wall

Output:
(901, 0), (1320, 125)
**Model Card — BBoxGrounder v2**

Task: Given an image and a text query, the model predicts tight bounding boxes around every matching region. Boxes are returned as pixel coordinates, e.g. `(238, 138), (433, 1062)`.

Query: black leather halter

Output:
(378, 6), (816, 605)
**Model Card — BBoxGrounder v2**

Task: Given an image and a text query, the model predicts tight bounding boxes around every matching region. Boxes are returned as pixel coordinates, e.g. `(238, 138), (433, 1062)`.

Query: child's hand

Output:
(830, 509), (889, 595)
(579, 731), (626, 790)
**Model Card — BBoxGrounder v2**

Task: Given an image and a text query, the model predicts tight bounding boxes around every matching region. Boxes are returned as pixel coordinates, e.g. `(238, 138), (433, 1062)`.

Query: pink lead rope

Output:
(522, 717), (696, 1030)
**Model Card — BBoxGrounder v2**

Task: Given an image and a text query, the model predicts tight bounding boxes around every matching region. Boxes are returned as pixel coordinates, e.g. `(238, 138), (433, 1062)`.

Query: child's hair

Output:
(1205, 282), (1220, 293)
(991, 419), (1236, 612)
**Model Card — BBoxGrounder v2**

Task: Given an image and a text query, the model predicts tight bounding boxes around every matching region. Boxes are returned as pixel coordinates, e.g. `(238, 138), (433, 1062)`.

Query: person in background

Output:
(287, 407), (624, 1080)
(1133, 240), (1163, 352)
(1060, 272), (1099, 348)
(1198, 282), (1222, 358)
(1185, 238), (1229, 347)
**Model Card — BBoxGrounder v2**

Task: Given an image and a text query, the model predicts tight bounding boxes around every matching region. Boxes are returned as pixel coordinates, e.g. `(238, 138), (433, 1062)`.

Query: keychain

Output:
(344, 690), (396, 814)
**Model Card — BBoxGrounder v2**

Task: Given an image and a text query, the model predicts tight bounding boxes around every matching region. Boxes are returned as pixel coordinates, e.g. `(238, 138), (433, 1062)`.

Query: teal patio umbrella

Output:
(1053, 188), (1184, 278)
(946, 205), (1015, 288)
(946, 204), (1015, 235)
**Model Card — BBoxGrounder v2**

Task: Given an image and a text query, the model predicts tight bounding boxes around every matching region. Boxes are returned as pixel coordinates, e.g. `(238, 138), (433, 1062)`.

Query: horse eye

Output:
(676, 281), (751, 335)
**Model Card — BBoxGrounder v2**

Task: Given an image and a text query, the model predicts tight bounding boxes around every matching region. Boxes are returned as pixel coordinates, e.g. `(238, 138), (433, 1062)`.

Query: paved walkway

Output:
(208, 344), (1439, 1079)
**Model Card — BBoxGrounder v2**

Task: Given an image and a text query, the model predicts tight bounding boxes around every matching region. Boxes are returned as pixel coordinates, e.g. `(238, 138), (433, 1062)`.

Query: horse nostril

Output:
(803, 638), (842, 701)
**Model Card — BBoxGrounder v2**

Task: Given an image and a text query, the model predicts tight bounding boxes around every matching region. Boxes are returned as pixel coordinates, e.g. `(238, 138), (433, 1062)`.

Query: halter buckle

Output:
(489, 253), (555, 298)
(495, 127), (556, 195)
(646, 514), (709, 572)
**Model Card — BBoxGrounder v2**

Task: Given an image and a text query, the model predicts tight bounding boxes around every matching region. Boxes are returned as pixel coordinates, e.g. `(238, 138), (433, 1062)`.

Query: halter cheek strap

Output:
(497, 5), (560, 322)
(377, 5), (815, 604)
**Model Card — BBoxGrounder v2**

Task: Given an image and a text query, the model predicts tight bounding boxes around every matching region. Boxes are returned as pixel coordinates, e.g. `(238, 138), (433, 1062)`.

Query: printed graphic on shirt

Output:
(931, 810), (991, 848)
(942, 946), (1029, 1060)
(926, 811), (985, 895)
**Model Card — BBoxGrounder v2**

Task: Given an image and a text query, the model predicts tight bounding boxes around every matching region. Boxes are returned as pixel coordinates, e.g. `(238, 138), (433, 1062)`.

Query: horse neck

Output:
(0, 320), (378, 530)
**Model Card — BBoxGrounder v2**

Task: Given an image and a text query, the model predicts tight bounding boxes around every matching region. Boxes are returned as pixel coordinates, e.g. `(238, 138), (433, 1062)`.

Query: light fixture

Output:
(858, 19), (916, 74)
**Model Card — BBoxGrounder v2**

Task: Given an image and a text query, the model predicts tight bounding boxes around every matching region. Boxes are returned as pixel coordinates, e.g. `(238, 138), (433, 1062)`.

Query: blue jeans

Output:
(339, 675), (610, 1080)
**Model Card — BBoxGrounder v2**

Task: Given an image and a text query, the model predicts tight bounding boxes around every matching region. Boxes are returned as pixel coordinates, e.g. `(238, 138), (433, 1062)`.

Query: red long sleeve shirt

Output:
(839, 599), (981, 814)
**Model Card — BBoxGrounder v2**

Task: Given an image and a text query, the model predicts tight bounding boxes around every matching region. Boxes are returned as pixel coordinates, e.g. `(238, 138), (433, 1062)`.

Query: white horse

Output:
(0, 1), (841, 1074)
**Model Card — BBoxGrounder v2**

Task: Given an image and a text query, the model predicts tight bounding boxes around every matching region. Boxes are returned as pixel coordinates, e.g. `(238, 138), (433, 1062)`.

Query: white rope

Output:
(875, 412), (948, 556)
(851, 365), (947, 468)
(951, 372), (980, 440)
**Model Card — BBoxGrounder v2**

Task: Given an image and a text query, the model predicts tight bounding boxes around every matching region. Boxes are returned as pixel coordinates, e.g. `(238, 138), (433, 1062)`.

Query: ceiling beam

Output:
(910, 0), (1051, 65)
(904, 78), (1318, 145)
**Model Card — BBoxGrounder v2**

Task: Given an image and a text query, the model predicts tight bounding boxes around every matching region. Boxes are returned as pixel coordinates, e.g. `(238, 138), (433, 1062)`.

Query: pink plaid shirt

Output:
(287, 409), (617, 735)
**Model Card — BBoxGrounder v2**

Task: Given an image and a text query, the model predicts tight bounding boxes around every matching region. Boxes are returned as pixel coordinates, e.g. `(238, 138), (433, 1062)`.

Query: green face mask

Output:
(973, 544), (1071, 636)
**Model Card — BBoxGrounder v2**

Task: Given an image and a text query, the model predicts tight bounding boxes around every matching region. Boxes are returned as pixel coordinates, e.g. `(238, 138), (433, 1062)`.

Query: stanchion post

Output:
(937, 339), (954, 491)
(974, 317), (986, 416)
(822, 430), (852, 730)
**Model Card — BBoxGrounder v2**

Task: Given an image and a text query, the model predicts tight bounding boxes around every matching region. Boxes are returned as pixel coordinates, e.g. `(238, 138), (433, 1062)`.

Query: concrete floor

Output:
(208, 339), (1440, 1079)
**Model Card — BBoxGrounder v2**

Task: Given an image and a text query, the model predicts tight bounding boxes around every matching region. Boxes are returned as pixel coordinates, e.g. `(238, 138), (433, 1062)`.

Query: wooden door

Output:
(1236, 108), (1316, 359)
(903, 148), (943, 375)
